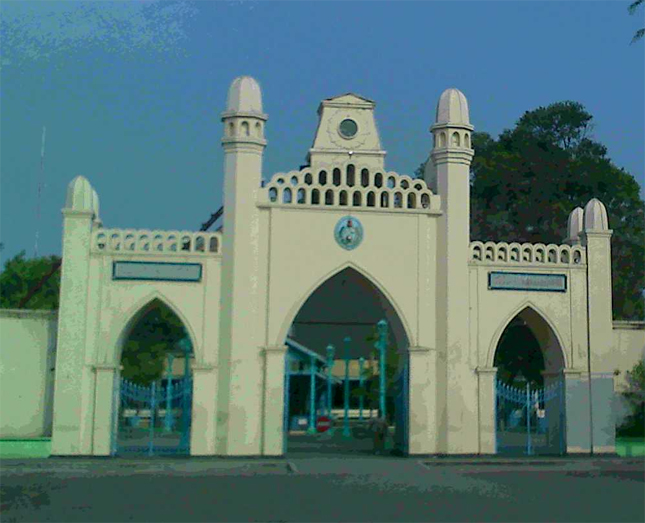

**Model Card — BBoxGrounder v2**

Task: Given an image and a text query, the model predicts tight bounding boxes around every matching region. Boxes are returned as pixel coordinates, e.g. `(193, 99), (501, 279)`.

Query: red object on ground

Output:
(317, 416), (332, 433)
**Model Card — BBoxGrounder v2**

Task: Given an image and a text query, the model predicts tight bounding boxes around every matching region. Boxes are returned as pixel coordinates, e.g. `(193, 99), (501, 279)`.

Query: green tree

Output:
(629, 0), (644, 43)
(120, 301), (188, 385)
(617, 360), (645, 437)
(470, 101), (645, 320)
(0, 251), (61, 309)
(413, 161), (426, 180)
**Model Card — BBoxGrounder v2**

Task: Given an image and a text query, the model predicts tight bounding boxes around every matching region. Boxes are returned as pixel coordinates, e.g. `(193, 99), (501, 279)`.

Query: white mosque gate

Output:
(49, 76), (618, 457)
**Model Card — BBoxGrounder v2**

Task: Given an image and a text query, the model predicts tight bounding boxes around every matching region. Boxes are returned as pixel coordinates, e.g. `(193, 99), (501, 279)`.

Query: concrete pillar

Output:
(476, 367), (497, 454)
(407, 346), (437, 454)
(262, 345), (287, 456)
(217, 77), (267, 455)
(563, 368), (591, 454)
(429, 89), (478, 454)
(190, 363), (217, 455)
(51, 176), (98, 456)
(91, 364), (118, 456)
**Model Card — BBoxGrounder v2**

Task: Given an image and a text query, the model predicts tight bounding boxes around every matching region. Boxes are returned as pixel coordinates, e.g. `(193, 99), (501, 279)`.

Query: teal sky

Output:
(1, 1), (644, 264)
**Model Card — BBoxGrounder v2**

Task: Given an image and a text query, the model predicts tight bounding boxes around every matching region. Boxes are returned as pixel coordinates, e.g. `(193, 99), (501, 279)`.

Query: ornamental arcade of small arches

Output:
(262, 165), (439, 211)
(48, 76), (620, 457)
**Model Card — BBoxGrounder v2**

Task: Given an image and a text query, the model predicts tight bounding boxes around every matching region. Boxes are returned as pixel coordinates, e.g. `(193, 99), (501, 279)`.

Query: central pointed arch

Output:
(275, 261), (414, 349)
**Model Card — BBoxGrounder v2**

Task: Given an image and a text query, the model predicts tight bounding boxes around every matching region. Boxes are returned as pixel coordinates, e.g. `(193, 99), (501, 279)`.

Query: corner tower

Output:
(428, 88), (478, 453)
(218, 76), (267, 455)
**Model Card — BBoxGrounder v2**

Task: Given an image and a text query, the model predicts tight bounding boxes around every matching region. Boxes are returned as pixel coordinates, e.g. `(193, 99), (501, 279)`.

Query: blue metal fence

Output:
(115, 376), (193, 456)
(495, 377), (565, 456)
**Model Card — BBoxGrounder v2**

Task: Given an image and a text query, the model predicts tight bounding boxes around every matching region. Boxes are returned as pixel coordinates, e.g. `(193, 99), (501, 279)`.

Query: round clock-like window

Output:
(339, 119), (358, 139)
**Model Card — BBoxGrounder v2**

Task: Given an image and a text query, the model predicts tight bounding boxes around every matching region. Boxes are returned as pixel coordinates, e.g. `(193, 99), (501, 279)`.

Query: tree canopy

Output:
(0, 251), (61, 309)
(416, 100), (644, 320)
(120, 301), (189, 385)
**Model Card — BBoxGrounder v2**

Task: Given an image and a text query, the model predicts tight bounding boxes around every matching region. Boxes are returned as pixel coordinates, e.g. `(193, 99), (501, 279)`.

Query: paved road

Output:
(1, 456), (643, 522)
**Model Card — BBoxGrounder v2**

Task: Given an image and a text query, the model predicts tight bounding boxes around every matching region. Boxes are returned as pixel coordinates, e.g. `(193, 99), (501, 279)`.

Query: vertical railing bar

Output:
(149, 381), (157, 456)
(526, 382), (532, 456)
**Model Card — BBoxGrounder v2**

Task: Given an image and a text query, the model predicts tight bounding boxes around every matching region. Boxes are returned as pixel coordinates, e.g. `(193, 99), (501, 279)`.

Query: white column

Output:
(563, 368), (591, 454)
(51, 208), (94, 456)
(408, 346), (438, 454)
(190, 363), (217, 456)
(476, 367), (497, 454)
(91, 364), (118, 456)
(262, 345), (287, 456)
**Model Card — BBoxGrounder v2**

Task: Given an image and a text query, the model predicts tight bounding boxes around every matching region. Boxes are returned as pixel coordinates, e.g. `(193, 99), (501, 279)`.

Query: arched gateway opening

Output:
(112, 299), (194, 456)
(283, 267), (410, 457)
(493, 306), (566, 455)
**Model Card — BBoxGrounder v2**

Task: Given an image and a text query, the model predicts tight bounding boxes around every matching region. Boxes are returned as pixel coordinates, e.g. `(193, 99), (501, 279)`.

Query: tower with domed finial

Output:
(581, 198), (613, 403)
(217, 77), (268, 455)
(427, 88), (478, 454)
(51, 175), (100, 455)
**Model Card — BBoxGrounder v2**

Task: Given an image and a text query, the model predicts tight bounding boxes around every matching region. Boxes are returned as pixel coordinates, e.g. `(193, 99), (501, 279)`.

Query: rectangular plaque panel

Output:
(113, 261), (202, 282)
(488, 272), (567, 292)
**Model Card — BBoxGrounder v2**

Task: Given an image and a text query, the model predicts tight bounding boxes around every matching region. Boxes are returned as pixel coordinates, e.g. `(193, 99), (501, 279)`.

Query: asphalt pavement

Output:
(1, 453), (643, 523)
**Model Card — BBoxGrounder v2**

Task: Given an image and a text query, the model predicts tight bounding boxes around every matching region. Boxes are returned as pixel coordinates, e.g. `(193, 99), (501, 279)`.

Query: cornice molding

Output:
(430, 147), (474, 166)
(476, 366), (498, 374)
(221, 110), (268, 122)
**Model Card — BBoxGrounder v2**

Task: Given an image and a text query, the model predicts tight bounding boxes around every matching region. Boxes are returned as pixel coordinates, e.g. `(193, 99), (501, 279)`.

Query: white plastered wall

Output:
(0, 309), (58, 438)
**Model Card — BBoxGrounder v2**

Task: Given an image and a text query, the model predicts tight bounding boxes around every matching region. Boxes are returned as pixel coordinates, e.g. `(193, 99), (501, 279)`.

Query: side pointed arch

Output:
(106, 290), (201, 367)
(486, 300), (569, 369)
(275, 261), (414, 348)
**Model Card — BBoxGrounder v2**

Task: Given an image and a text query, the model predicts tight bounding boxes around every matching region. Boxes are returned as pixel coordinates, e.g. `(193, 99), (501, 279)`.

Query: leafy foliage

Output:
(120, 301), (189, 385)
(0, 251), (60, 309)
(470, 101), (645, 320)
(617, 359), (645, 437)
(629, 0), (644, 43)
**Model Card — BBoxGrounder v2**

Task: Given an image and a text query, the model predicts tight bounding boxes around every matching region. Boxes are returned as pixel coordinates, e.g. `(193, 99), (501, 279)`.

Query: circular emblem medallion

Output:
(334, 216), (364, 250)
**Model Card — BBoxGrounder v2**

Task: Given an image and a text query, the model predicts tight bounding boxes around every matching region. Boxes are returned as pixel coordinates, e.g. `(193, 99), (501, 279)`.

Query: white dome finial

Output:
(65, 175), (94, 212)
(91, 188), (100, 218)
(436, 88), (470, 125)
(584, 198), (609, 231)
(566, 207), (584, 243)
(226, 76), (264, 114)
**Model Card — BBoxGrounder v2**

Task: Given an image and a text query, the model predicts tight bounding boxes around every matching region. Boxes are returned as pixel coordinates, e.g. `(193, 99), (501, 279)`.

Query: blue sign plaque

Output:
(113, 261), (202, 282)
(488, 272), (567, 292)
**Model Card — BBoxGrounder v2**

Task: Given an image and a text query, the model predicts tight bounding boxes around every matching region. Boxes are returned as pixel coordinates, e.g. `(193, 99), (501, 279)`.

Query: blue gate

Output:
(115, 376), (193, 456)
(496, 377), (565, 455)
(393, 352), (409, 455)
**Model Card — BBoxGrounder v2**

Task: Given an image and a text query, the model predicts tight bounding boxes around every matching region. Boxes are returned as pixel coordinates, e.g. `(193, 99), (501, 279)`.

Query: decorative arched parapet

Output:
(495, 242), (509, 262)
(469, 240), (586, 267)
(274, 260), (415, 350)
(484, 300), (570, 370)
(521, 243), (533, 263)
(470, 241), (484, 261)
(93, 229), (222, 256)
(259, 164), (441, 214)
(102, 290), (203, 367)
(508, 242), (521, 262)
(483, 241), (496, 262)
